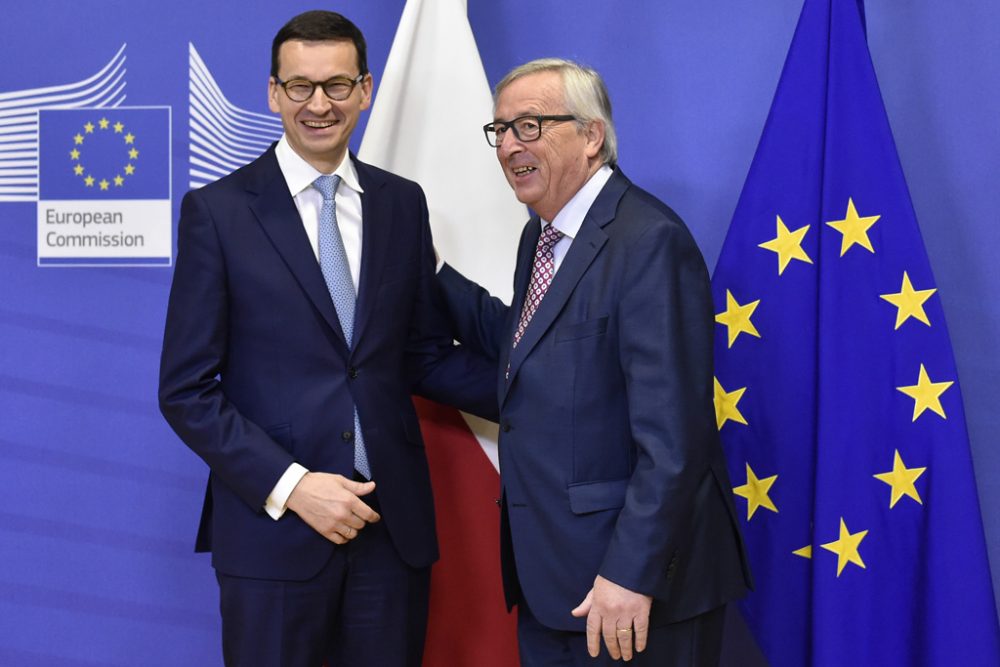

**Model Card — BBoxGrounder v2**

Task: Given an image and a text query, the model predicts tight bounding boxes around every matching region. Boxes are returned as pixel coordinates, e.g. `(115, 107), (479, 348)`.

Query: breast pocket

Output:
(555, 315), (608, 343)
(379, 259), (421, 289)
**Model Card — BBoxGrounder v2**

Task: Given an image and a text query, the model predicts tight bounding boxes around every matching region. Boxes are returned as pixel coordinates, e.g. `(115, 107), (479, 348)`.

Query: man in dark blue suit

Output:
(158, 11), (489, 666)
(436, 59), (752, 665)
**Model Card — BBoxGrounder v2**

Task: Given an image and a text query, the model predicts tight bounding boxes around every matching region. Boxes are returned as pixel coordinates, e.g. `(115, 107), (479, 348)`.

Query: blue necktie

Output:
(314, 174), (370, 480)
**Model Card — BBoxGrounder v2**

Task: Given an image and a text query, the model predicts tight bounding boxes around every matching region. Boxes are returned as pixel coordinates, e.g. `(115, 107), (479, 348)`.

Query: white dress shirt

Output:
(434, 165), (614, 275)
(542, 164), (613, 272)
(264, 136), (366, 519)
(276, 135), (365, 286)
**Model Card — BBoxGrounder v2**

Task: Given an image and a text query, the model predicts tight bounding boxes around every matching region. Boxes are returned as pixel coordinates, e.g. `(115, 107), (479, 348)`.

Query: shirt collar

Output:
(274, 135), (364, 198)
(542, 164), (614, 238)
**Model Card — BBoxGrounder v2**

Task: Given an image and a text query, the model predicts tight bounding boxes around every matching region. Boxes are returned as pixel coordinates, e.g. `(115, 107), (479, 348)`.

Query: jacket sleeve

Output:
(435, 262), (511, 361)
(404, 192), (500, 422)
(158, 189), (294, 511)
(597, 215), (720, 598)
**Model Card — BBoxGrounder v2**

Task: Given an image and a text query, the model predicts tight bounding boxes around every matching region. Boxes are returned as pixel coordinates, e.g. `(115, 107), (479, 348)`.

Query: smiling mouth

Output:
(302, 120), (336, 129)
(512, 166), (536, 176)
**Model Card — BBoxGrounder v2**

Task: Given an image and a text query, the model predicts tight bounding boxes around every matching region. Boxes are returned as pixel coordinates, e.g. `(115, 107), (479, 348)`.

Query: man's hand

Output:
(571, 574), (652, 662)
(285, 472), (380, 544)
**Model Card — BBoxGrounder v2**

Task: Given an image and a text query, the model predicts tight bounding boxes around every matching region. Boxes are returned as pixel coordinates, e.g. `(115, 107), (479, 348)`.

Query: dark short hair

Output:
(270, 10), (368, 78)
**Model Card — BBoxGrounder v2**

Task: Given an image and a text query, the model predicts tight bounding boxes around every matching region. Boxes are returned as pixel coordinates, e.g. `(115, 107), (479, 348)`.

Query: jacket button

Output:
(501, 420), (511, 433)
(348, 367), (358, 379)
(341, 431), (354, 441)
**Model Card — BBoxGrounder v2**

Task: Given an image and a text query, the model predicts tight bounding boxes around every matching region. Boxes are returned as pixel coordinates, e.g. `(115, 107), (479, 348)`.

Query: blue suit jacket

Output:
(438, 168), (752, 631)
(159, 146), (492, 581)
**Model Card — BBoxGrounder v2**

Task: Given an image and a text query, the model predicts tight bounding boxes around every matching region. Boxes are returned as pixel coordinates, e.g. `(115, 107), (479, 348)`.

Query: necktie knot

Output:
(538, 224), (564, 250)
(313, 174), (341, 202)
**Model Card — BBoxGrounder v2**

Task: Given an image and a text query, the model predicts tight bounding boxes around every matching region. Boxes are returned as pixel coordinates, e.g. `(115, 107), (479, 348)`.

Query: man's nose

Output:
(305, 86), (332, 112)
(498, 134), (523, 159)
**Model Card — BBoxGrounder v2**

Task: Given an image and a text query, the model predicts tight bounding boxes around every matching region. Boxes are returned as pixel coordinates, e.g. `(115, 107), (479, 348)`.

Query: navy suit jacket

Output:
(438, 168), (752, 631)
(159, 146), (491, 581)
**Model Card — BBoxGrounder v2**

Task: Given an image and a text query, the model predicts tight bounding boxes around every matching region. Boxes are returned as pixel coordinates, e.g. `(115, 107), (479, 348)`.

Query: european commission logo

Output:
(37, 107), (172, 266)
(3, 42), (284, 267)
(0, 44), (173, 267)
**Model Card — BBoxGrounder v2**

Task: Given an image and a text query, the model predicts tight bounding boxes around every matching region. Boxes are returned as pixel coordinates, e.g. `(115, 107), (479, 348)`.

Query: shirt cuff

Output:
(264, 462), (309, 520)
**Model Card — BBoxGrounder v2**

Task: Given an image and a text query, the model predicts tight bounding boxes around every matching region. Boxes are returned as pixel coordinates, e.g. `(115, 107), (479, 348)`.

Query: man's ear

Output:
(267, 77), (280, 113)
(359, 72), (374, 111)
(584, 119), (606, 160)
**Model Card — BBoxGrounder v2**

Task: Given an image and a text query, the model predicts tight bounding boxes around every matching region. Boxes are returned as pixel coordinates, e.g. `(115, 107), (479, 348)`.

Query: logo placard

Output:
(37, 106), (172, 266)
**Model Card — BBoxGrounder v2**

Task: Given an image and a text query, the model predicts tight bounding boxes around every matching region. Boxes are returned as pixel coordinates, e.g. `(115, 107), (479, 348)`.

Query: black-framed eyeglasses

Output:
(274, 73), (366, 102)
(483, 114), (578, 147)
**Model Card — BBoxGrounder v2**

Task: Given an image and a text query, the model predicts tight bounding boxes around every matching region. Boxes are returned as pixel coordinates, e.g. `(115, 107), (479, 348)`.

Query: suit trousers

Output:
(516, 597), (725, 667)
(216, 490), (430, 667)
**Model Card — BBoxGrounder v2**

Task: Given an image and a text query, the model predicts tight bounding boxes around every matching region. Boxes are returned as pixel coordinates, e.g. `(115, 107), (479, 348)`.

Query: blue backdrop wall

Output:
(1, 1), (997, 664)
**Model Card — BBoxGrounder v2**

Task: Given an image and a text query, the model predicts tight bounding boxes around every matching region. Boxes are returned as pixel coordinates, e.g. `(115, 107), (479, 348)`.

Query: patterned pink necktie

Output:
(513, 225), (564, 348)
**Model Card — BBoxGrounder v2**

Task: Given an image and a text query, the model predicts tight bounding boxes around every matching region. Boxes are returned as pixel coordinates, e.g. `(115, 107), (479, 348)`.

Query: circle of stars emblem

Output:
(68, 116), (139, 191)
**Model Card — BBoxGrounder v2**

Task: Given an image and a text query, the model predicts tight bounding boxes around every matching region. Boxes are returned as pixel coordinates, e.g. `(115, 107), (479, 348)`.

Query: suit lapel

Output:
(501, 169), (631, 404)
(497, 221), (542, 400)
(247, 148), (349, 351)
(351, 157), (389, 347)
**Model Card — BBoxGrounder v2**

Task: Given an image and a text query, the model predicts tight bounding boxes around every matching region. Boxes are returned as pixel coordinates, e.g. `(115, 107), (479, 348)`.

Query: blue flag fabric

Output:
(38, 107), (170, 200)
(711, 1), (1000, 665)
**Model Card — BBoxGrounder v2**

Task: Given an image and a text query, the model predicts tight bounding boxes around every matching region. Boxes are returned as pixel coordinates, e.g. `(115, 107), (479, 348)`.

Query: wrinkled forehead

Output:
(495, 71), (565, 119)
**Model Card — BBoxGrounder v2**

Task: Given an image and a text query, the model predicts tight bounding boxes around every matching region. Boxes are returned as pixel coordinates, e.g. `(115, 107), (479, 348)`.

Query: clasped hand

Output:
(286, 472), (380, 544)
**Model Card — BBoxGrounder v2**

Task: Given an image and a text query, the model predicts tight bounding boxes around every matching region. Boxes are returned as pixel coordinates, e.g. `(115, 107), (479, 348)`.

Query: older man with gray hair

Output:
(435, 58), (752, 665)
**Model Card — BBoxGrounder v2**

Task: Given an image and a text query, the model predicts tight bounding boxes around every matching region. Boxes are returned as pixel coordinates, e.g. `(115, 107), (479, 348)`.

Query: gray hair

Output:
(494, 58), (618, 166)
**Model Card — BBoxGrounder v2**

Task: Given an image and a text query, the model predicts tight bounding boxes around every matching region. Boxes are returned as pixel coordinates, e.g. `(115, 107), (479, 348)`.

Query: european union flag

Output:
(711, 0), (1000, 664)
(38, 107), (170, 200)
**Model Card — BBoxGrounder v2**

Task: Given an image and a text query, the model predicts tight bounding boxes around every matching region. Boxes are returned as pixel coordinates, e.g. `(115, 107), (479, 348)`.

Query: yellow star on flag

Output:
(124, 164), (136, 175)
(880, 271), (936, 329)
(733, 463), (778, 520)
(114, 175), (124, 187)
(874, 449), (926, 508)
(826, 198), (880, 256)
(713, 377), (748, 430)
(84, 121), (95, 134)
(74, 134), (84, 145)
(129, 148), (139, 160)
(84, 175), (95, 187)
(99, 179), (110, 191)
(715, 290), (761, 348)
(897, 364), (953, 421)
(114, 121), (124, 133)
(70, 149), (80, 160)
(793, 544), (813, 559)
(820, 518), (868, 576)
(758, 215), (812, 275)
(124, 132), (135, 144)
(73, 164), (84, 176)
(98, 117), (110, 130)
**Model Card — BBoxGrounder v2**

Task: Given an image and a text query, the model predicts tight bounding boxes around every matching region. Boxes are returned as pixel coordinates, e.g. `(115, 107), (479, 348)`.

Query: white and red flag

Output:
(359, 1), (524, 664)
